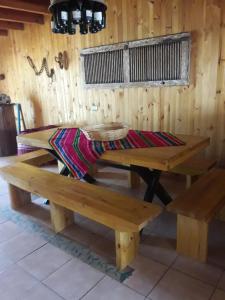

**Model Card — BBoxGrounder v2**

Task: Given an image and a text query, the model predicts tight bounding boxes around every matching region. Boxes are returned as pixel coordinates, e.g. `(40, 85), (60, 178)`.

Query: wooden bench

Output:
(167, 168), (225, 262)
(9, 149), (55, 167)
(0, 162), (162, 270)
(171, 156), (217, 188)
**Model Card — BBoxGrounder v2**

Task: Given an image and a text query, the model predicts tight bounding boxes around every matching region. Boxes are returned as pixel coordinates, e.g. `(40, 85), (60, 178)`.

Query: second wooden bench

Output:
(167, 168), (225, 262)
(0, 162), (162, 270)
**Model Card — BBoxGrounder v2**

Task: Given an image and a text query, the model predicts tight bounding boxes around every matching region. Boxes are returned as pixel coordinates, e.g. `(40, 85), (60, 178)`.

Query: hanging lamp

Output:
(49, 0), (107, 35)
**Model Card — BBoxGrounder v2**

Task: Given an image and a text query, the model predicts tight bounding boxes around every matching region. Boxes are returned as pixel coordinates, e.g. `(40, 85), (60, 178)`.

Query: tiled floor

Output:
(0, 157), (225, 299)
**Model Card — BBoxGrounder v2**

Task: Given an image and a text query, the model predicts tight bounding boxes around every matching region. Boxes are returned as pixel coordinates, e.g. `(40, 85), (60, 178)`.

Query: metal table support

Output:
(98, 161), (172, 205)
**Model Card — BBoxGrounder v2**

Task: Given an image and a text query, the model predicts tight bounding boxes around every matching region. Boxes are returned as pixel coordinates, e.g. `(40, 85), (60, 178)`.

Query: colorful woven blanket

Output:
(49, 128), (185, 179)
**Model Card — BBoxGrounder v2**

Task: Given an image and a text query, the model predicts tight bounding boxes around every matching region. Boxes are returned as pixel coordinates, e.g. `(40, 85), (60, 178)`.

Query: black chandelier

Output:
(49, 0), (107, 35)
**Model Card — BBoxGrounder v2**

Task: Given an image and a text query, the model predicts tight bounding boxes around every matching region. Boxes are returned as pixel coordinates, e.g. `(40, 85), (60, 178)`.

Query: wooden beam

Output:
(0, 8), (44, 24)
(0, 20), (24, 30)
(0, 28), (8, 36)
(0, 0), (49, 15)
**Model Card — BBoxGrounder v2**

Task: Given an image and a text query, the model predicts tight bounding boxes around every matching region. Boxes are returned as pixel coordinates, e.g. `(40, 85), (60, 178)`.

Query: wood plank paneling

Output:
(0, 0), (224, 165)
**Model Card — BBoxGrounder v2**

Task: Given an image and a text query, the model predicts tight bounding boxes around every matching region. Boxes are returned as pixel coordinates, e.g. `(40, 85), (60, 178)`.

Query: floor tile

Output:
(124, 255), (167, 296)
(0, 254), (14, 274)
(74, 213), (90, 224)
(0, 221), (22, 243)
(0, 265), (39, 300)
(208, 220), (225, 268)
(0, 187), (9, 196)
(0, 194), (11, 208)
(173, 255), (223, 286)
(211, 289), (225, 300)
(83, 276), (145, 300)
(23, 283), (64, 300)
(0, 232), (46, 262)
(18, 243), (72, 280)
(62, 223), (100, 247)
(149, 269), (214, 300)
(139, 234), (177, 266)
(144, 211), (177, 240)
(96, 170), (146, 199)
(0, 181), (9, 195)
(44, 258), (104, 299)
(90, 235), (115, 262)
(0, 214), (7, 224)
(18, 203), (52, 229)
(79, 218), (111, 237)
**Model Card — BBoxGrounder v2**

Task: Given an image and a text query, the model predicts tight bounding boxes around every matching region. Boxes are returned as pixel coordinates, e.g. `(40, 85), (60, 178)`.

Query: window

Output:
(80, 32), (191, 88)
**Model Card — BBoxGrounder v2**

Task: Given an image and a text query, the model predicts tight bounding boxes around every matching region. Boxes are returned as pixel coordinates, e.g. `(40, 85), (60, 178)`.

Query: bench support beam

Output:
(8, 184), (31, 209)
(177, 214), (208, 262)
(50, 202), (74, 233)
(115, 231), (140, 270)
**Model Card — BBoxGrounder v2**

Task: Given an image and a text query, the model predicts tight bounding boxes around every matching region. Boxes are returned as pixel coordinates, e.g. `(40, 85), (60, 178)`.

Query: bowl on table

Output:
(81, 122), (129, 141)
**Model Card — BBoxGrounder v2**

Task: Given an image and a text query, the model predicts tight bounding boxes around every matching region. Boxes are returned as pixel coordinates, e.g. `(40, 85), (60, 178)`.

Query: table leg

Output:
(155, 183), (173, 205)
(98, 161), (172, 205)
(131, 165), (173, 205)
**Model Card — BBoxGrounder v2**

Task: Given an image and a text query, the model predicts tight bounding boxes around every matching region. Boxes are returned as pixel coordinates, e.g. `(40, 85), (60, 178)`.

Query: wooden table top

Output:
(17, 127), (210, 171)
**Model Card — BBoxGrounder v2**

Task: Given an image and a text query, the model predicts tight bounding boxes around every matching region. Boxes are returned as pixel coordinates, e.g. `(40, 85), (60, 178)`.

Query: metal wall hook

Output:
(55, 51), (69, 70)
(27, 56), (55, 80)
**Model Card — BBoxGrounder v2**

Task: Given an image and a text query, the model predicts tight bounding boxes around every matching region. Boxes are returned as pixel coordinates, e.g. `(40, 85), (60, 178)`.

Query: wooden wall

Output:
(0, 0), (225, 165)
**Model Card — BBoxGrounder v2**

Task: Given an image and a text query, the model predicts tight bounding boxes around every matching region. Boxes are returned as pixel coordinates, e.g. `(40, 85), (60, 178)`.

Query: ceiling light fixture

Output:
(49, 0), (107, 35)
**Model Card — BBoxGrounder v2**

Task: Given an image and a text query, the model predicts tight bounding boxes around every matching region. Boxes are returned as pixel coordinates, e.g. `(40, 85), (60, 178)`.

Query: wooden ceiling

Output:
(0, 0), (50, 36)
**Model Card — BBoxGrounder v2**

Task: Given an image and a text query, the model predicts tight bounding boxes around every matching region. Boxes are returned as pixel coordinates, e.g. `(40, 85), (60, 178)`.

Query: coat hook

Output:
(55, 51), (69, 70)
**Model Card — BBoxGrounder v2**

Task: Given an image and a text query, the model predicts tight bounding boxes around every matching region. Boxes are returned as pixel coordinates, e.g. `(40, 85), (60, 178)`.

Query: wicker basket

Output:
(81, 122), (129, 141)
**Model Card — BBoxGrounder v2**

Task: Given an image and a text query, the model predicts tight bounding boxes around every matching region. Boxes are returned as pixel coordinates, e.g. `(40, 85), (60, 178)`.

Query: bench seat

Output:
(9, 149), (55, 166)
(171, 156), (217, 188)
(0, 162), (162, 270)
(168, 168), (225, 262)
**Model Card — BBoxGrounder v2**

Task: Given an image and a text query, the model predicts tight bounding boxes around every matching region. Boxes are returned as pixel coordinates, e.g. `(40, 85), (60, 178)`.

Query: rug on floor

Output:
(0, 206), (133, 282)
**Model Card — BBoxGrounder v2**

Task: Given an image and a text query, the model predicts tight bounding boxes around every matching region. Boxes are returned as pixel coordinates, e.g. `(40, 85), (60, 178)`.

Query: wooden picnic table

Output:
(17, 126), (210, 205)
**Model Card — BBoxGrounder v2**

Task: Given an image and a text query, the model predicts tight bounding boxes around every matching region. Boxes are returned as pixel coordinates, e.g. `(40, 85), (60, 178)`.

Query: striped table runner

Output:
(49, 128), (185, 179)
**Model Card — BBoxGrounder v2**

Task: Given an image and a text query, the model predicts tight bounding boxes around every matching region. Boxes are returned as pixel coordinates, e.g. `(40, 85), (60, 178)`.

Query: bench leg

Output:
(128, 171), (141, 189)
(115, 231), (140, 270)
(177, 214), (208, 262)
(50, 202), (74, 233)
(8, 184), (31, 210)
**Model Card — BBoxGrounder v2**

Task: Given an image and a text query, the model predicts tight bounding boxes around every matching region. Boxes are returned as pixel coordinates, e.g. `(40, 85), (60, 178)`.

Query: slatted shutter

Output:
(81, 32), (191, 88)
(83, 49), (124, 84)
(129, 42), (182, 82)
